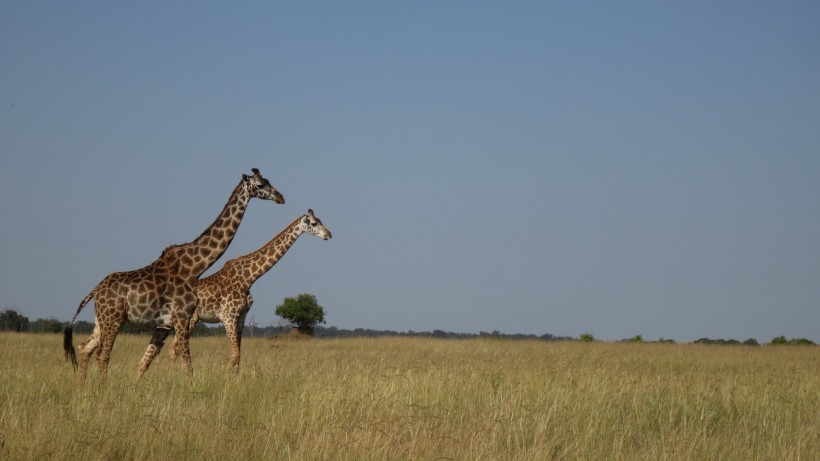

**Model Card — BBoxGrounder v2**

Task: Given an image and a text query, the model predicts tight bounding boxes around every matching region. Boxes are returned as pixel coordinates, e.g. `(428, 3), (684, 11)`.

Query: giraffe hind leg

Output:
(137, 327), (172, 380)
(95, 321), (124, 380)
(77, 327), (101, 382)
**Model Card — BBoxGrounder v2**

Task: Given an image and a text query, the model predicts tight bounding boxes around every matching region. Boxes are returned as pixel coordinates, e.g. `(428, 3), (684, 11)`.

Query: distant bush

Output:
(694, 337), (741, 345)
(790, 338), (816, 345)
(29, 318), (63, 333)
(769, 336), (815, 346)
(580, 333), (595, 343)
(627, 335), (643, 343)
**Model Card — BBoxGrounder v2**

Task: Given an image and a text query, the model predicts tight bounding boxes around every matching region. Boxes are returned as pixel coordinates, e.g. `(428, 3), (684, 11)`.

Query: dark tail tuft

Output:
(64, 325), (77, 371)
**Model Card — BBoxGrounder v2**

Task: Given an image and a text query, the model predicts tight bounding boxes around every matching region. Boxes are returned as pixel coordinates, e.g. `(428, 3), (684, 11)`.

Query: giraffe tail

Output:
(63, 326), (77, 370)
(63, 291), (93, 371)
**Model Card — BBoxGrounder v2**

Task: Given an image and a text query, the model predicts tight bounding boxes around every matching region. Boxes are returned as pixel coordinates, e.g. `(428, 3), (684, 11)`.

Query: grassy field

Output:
(0, 333), (817, 460)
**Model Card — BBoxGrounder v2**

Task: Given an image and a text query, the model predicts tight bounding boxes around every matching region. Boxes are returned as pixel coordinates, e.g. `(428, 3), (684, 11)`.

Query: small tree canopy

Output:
(275, 293), (326, 335)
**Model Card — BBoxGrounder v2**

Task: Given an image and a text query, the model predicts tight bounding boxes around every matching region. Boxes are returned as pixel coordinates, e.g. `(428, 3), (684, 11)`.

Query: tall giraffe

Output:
(172, 209), (332, 370)
(63, 168), (285, 380)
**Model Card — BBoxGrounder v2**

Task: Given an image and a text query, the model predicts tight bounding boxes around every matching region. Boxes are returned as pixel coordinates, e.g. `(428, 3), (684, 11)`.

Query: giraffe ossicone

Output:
(63, 168), (284, 381)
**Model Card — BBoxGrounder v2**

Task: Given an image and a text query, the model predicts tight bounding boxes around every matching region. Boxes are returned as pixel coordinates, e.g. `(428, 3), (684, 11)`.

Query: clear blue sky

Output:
(2, 1), (819, 342)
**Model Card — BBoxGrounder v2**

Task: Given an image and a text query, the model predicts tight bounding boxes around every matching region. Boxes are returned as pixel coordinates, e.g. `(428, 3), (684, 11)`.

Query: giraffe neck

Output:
(233, 215), (304, 284)
(170, 180), (253, 277)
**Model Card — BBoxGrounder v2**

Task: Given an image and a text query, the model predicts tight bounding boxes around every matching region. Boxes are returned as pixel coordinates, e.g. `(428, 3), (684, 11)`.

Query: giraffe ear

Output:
(251, 168), (261, 178)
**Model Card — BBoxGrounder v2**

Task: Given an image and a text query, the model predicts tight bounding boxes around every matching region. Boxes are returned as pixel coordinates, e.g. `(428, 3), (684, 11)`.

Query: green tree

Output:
(627, 334), (643, 343)
(0, 308), (29, 332)
(580, 332), (595, 343)
(275, 293), (326, 336)
(769, 335), (788, 345)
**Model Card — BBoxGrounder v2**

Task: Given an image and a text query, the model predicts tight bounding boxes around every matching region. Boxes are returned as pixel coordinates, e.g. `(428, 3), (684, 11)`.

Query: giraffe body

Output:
(63, 168), (284, 381)
(172, 209), (331, 370)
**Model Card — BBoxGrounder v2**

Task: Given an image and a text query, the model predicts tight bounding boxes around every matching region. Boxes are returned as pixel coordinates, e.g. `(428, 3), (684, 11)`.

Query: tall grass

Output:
(1, 333), (817, 460)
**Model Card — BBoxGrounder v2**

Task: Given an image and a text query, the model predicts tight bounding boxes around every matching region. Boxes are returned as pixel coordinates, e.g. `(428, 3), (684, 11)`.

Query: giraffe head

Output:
(245, 168), (285, 204)
(299, 209), (333, 240)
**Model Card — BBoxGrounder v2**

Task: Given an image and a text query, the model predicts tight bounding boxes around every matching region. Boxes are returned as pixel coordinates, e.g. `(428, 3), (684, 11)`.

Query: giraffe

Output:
(63, 168), (285, 381)
(172, 209), (332, 370)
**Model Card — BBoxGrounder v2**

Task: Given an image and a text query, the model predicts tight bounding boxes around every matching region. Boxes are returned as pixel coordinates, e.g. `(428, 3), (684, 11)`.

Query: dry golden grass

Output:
(0, 332), (817, 460)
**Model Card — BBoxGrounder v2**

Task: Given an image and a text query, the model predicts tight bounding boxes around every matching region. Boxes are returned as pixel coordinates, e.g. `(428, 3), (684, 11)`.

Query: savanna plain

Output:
(0, 333), (817, 460)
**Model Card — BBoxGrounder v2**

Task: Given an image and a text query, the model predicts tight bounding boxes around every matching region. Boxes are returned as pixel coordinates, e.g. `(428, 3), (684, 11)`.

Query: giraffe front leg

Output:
(137, 328), (171, 381)
(225, 314), (246, 371)
(169, 310), (200, 363)
(173, 318), (194, 377)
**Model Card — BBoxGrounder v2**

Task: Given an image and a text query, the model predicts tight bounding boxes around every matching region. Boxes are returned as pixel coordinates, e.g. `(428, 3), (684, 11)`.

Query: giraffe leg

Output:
(169, 311), (194, 376)
(188, 310), (200, 334)
(95, 323), (122, 379)
(227, 296), (253, 371)
(168, 337), (177, 362)
(225, 314), (245, 371)
(77, 326), (101, 382)
(137, 327), (172, 380)
(171, 310), (200, 363)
